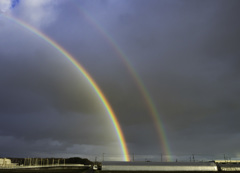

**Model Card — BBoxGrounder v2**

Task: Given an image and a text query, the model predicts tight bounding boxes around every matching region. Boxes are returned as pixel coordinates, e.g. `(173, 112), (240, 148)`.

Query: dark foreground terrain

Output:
(100, 172), (240, 173)
(0, 167), (92, 173)
(1, 169), (240, 173)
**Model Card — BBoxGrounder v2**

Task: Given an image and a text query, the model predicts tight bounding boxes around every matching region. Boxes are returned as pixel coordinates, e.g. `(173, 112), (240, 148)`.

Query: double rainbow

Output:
(73, 4), (171, 159)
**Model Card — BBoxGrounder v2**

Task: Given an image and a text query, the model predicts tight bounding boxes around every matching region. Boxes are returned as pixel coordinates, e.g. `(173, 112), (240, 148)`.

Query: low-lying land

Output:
(1, 158), (240, 173)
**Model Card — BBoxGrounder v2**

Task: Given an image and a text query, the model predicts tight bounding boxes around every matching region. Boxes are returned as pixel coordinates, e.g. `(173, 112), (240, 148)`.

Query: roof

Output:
(215, 160), (240, 163)
(102, 161), (216, 166)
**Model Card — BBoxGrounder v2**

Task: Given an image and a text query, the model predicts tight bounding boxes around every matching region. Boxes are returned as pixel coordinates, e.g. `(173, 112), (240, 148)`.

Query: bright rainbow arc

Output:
(3, 14), (130, 162)
(74, 5), (172, 159)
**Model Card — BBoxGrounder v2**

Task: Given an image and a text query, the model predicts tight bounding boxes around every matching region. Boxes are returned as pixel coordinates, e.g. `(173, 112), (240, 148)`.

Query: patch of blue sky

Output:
(11, 0), (20, 9)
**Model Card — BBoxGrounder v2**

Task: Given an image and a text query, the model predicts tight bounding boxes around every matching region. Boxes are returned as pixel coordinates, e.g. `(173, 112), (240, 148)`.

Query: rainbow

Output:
(73, 4), (172, 159)
(2, 14), (130, 161)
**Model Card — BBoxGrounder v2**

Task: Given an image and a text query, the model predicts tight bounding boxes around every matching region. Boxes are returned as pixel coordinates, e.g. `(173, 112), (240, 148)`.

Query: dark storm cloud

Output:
(78, 0), (240, 156)
(0, 51), (98, 115)
(1, 0), (240, 160)
(0, 26), (118, 157)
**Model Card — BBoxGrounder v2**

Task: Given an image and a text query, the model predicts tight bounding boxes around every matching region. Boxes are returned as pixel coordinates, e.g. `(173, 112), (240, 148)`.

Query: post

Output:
(95, 157), (97, 163)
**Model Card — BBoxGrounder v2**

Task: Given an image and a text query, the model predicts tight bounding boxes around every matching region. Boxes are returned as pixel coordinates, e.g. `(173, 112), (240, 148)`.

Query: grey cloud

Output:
(0, 0), (240, 160)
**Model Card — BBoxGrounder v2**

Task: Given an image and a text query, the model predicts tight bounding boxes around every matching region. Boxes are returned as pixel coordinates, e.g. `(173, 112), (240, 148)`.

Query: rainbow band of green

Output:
(74, 5), (171, 159)
(3, 14), (130, 161)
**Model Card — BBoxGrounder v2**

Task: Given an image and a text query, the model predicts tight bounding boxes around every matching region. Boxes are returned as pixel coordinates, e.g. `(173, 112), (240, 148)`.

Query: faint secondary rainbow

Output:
(3, 14), (130, 161)
(73, 4), (172, 159)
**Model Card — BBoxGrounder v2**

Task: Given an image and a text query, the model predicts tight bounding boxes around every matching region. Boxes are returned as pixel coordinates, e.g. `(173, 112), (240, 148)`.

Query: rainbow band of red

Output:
(73, 5), (171, 159)
(3, 14), (130, 161)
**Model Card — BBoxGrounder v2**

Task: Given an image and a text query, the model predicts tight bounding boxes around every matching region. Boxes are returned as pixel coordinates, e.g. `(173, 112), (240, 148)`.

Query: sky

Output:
(0, 0), (240, 162)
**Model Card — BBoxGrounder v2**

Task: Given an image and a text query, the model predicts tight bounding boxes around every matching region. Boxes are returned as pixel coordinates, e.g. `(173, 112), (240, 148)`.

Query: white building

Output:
(0, 158), (11, 167)
(102, 161), (218, 171)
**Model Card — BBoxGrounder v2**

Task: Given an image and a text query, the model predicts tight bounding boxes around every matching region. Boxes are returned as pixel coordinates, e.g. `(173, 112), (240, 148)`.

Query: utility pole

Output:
(102, 153), (105, 162)
(192, 154), (195, 162)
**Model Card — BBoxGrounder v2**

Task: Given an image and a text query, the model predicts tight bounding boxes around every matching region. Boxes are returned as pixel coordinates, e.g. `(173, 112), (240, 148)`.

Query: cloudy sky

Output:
(0, 0), (240, 161)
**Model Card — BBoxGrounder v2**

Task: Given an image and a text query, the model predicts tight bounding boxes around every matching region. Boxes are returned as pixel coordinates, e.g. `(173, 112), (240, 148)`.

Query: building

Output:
(0, 158), (12, 167)
(102, 161), (218, 171)
(214, 160), (240, 171)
